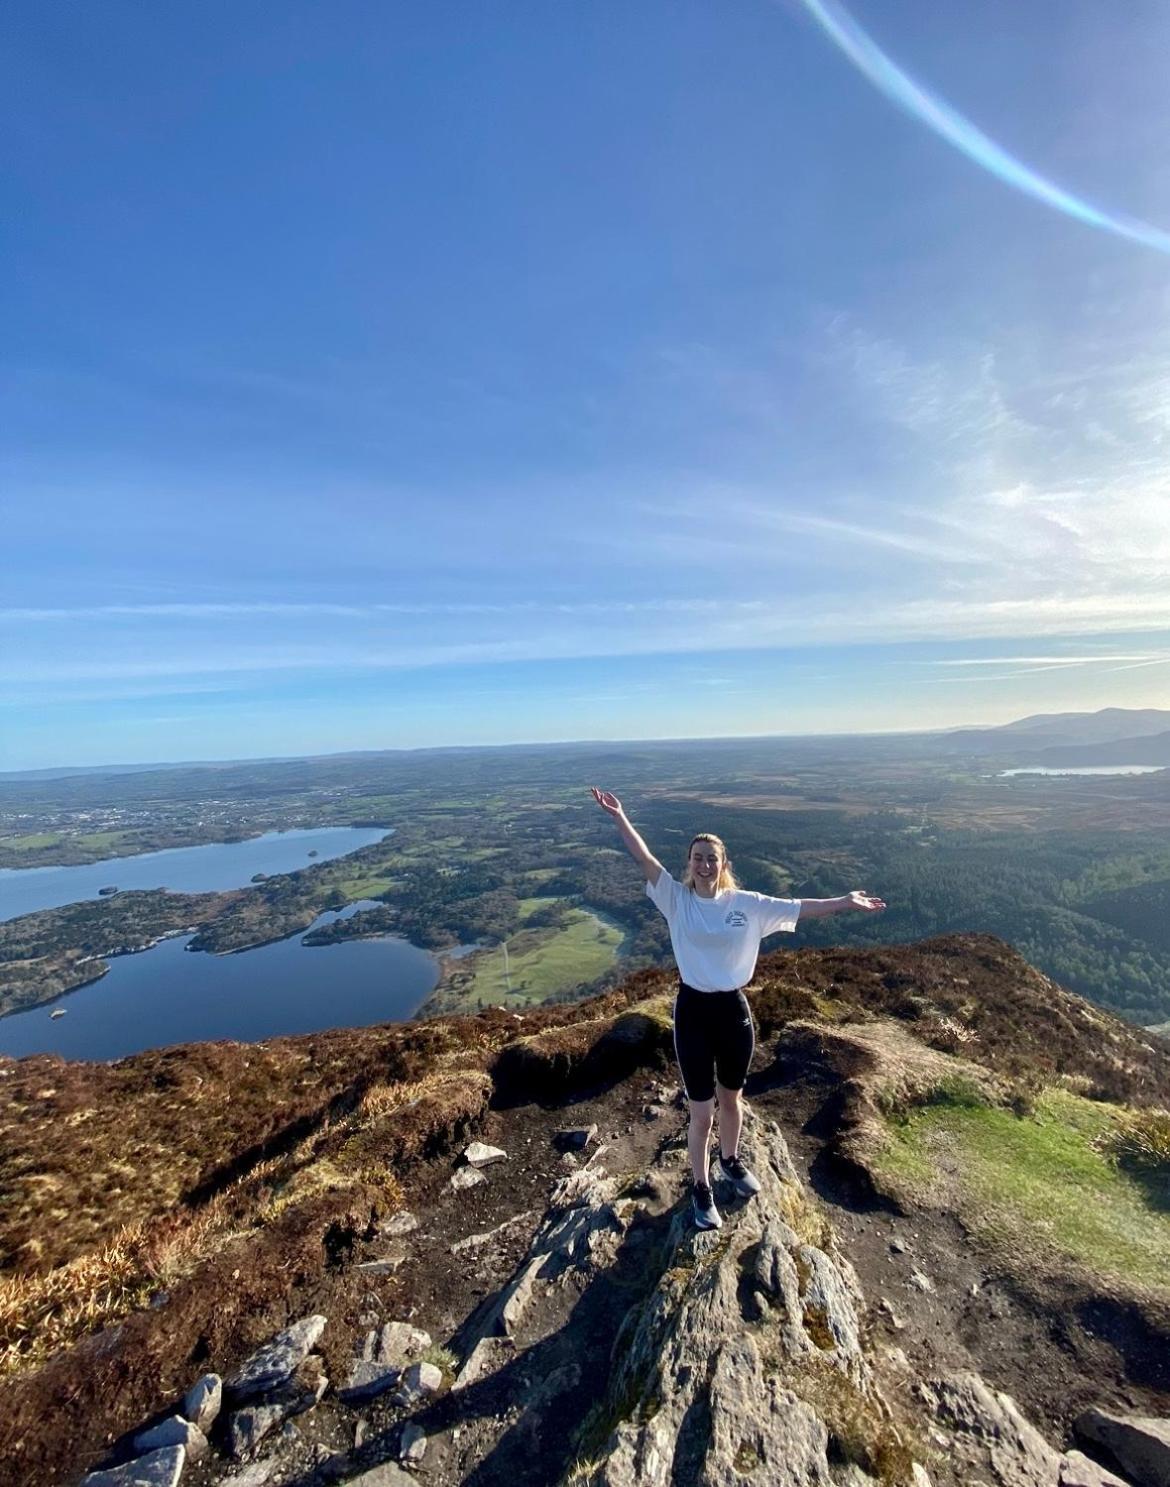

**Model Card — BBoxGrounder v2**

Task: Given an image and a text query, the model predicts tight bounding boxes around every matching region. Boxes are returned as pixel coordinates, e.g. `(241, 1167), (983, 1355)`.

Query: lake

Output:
(998, 766), (1167, 777)
(0, 902), (437, 1061)
(0, 826), (390, 924)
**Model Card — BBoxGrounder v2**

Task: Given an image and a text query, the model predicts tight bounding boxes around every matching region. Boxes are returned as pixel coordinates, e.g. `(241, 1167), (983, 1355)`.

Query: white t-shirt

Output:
(645, 869), (801, 992)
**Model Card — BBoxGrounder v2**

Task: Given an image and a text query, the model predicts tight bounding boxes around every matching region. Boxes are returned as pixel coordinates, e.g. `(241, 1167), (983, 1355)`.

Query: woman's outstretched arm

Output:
(590, 788), (664, 885)
(799, 890), (886, 919)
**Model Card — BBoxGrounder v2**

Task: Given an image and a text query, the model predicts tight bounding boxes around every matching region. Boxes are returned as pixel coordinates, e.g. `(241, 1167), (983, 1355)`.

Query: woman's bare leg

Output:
(687, 1097), (715, 1184)
(715, 1081), (744, 1159)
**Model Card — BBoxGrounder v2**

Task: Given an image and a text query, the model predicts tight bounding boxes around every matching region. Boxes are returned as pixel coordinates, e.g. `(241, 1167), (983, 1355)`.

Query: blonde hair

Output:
(681, 832), (739, 894)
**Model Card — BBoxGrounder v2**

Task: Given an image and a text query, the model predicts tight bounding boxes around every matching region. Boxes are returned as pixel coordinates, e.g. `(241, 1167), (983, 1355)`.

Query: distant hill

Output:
(1033, 730), (1170, 767)
(936, 707), (1170, 756)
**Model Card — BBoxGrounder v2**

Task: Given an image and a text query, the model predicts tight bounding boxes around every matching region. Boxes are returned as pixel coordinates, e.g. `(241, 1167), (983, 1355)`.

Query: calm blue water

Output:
(0, 827), (390, 924)
(0, 903), (437, 1061)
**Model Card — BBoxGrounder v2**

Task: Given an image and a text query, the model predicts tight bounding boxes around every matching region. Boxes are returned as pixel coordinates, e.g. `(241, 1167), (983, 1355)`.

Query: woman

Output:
(591, 787), (886, 1230)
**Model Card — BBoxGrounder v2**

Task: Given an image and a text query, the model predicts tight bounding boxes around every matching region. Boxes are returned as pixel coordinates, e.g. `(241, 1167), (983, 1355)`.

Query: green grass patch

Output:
(875, 1086), (1170, 1294)
(333, 875), (396, 900)
(460, 909), (623, 1007)
(517, 895), (558, 919)
(74, 831), (133, 851)
(0, 834), (63, 851)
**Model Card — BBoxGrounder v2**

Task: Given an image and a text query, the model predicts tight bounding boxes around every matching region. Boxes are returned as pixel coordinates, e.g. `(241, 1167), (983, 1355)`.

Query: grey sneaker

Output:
(692, 1181), (723, 1230)
(716, 1152), (761, 1197)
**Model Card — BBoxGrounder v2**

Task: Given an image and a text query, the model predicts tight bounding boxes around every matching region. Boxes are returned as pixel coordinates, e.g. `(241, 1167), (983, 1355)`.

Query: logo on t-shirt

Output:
(724, 909), (748, 928)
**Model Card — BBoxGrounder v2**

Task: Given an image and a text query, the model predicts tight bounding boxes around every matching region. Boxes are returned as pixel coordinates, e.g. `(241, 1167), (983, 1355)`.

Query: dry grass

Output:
(1098, 1106), (1170, 1177)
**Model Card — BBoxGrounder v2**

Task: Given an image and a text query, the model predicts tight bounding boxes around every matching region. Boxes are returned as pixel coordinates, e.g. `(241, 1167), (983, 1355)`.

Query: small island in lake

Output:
(98, 885), (119, 896)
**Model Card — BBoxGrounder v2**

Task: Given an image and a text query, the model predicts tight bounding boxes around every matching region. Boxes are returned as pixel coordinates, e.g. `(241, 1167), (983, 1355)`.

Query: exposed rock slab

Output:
(468, 1156), (631, 1345)
(450, 1209), (535, 1254)
(576, 1114), (891, 1486)
(1060, 1449), (1133, 1486)
(452, 1335), (517, 1392)
(1075, 1409), (1170, 1487)
(928, 1371), (1062, 1487)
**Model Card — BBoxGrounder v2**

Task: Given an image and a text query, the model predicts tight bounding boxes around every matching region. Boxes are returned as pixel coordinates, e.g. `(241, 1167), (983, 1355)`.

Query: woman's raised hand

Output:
(848, 890), (886, 913)
(590, 786), (625, 818)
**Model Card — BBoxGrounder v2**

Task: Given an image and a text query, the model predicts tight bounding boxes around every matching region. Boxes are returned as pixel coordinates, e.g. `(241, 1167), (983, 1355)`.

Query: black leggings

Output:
(672, 982), (755, 1104)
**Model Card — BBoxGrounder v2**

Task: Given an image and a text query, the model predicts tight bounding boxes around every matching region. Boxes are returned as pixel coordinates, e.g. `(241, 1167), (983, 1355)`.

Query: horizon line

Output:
(2, 704), (1167, 781)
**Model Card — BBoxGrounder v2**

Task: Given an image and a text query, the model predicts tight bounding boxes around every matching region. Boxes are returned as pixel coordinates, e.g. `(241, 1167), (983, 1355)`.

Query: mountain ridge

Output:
(2, 936), (1169, 1486)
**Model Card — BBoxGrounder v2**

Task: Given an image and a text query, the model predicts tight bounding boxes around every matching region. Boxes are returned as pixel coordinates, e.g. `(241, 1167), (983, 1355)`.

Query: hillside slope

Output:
(1, 936), (1169, 1486)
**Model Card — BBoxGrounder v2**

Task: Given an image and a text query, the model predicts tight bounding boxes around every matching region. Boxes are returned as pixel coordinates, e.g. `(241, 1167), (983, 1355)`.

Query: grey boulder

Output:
(346, 1466), (417, 1486)
(929, 1372), (1061, 1487)
(1075, 1409), (1170, 1487)
(131, 1415), (208, 1460)
(338, 1320), (432, 1402)
(1060, 1448), (1134, 1486)
(227, 1357), (328, 1458)
(224, 1313), (327, 1402)
(182, 1372), (221, 1433)
(81, 1447), (186, 1487)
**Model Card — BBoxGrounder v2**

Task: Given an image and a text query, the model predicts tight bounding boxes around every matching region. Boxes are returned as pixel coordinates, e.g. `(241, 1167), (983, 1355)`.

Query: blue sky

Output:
(4, 0), (1169, 768)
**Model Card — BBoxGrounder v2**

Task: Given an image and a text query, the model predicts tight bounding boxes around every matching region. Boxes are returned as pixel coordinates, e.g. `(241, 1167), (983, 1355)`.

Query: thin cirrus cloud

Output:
(0, 597), (771, 625)
(929, 655), (1160, 667)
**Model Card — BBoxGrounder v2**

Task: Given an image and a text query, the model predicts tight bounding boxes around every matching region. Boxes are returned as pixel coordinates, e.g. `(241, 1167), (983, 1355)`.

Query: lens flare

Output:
(791, 0), (1170, 255)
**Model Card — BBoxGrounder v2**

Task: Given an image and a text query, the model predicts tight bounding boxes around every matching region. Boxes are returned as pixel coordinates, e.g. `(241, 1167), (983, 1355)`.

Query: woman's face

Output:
(688, 839), (723, 888)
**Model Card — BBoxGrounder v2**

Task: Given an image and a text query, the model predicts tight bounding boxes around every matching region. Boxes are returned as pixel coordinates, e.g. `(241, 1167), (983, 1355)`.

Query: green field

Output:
(459, 906), (623, 1007)
(76, 831), (135, 851)
(0, 834), (62, 851)
(333, 874), (397, 900)
(875, 1085), (1170, 1294)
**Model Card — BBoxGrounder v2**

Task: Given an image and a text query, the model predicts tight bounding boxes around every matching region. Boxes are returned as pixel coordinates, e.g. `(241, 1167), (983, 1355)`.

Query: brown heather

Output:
(0, 936), (1168, 1485)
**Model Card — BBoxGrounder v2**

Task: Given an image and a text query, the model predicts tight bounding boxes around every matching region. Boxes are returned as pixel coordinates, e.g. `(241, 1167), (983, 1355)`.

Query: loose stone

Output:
(358, 1239), (408, 1273)
(346, 1466), (417, 1486)
(464, 1141), (507, 1167)
(182, 1373), (222, 1433)
(451, 1166), (487, 1191)
(81, 1447), (186, 1487)
(400, 1421), (427, 1463)
(380, 1210), (420, 1237)
(224, 1314), (327, 1402)
(131, 1415), (208, 1460)
(394, 1360), (443, 1406)
(554, 1125), (598, 1151)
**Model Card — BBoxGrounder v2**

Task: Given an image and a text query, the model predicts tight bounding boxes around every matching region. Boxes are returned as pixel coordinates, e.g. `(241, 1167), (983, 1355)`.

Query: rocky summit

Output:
(1, 934), (1169, 1487)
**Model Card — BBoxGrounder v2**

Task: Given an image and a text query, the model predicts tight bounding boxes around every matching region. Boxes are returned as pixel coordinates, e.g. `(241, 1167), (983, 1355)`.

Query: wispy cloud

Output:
(927, 654), (1160, 668)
